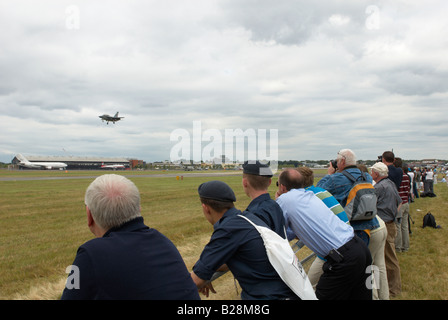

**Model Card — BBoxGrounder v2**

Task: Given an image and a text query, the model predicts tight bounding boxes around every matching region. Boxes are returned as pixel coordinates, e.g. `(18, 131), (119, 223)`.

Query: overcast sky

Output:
(1, 0), (447, 163)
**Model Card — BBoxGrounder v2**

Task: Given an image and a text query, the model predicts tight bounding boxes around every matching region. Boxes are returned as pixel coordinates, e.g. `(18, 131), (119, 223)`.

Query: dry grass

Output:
(394, 183), (448, 300)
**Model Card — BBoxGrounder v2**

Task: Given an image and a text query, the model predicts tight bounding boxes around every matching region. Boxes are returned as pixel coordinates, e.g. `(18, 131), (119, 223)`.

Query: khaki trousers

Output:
(368, 218), (389, 300)
(385, 221), (401, 296)
(395, 203), (410, 252)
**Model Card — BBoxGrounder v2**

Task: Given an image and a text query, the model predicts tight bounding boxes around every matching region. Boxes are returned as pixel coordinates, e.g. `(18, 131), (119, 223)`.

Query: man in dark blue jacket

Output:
(382, 151), (403, 190)
(242, 160), (286, 238)
(61, 174), (199, 300)
(191, 180), (297, 300)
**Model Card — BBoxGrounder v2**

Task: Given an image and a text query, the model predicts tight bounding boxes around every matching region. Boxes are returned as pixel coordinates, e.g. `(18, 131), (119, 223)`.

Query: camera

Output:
(330, 159), (338, 171)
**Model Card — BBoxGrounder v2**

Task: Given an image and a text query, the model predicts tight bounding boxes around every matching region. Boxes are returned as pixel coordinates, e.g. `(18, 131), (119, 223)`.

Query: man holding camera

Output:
(316, 149), (379, 245)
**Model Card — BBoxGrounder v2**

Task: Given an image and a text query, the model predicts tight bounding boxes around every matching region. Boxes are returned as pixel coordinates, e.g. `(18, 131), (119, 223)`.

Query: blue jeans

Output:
(355, 230), (370, 246)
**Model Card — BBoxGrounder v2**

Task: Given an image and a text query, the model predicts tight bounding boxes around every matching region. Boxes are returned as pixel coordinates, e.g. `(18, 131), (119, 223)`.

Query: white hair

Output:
(85, 174), (141, 230)
(371, 163), (389, 177)
(375, 169), (389, 178)
(337, 149), (357, 166)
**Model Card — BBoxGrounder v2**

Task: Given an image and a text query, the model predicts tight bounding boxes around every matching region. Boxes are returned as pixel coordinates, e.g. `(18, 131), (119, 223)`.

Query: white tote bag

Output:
(239, 215), (317, 300)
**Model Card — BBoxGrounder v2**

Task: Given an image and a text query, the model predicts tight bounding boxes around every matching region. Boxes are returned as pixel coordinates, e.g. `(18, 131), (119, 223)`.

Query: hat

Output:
(243, 160), (273, 177)
(198, 180), (236, 202)
(370, 162), (388, 176)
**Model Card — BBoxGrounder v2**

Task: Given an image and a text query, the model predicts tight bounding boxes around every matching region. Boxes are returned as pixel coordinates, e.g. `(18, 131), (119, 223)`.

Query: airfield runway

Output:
(0, 169), (325, 181)
(0, 170), (325, 181)
(0, 171), (244, 181)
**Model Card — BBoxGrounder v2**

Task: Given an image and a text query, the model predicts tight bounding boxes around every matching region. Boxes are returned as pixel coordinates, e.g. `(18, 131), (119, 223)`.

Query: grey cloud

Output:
(0, 85), (16, 96)
(376, 67), (448, 96)
(219, 0), (374, 46)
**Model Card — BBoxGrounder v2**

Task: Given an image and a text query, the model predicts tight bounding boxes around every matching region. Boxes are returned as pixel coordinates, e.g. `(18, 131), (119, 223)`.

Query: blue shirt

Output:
(276, 189), (354, 258)
(193, 207), (296, 300)
(245, 193), (286, 238)
(316, 167), (379, 231)
(317, 167), (373, 207)
(61, 217), (200, 300)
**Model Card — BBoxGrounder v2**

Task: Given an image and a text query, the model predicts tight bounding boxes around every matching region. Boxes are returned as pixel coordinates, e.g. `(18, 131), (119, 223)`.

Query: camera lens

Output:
(331, 159), (338, 170)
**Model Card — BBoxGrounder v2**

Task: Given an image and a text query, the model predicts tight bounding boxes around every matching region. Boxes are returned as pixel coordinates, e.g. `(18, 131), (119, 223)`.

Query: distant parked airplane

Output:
(100, 163), (125, 170)
(16, 154), (68, 170)
(99, 112), (124, 124)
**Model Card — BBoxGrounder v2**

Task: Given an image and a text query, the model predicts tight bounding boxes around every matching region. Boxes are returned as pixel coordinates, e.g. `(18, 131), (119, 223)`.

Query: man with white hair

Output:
(61, 174), (200, 300)
(370, 162), (402, 297)
(316, 149), (379, 245)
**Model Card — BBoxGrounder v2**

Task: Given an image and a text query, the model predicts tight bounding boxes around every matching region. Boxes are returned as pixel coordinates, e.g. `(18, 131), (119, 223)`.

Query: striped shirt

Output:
(398, 173), (411, 204)
(306, 185), (350, 225)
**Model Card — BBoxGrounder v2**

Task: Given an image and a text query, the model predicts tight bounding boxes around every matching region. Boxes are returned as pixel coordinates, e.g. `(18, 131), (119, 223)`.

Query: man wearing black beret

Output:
(190, 180), (297, 300)
(242, 161), (286, 238)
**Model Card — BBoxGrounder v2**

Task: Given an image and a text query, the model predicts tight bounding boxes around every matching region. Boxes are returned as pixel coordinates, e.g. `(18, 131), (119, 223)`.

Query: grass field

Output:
(1, 169), (447, 300)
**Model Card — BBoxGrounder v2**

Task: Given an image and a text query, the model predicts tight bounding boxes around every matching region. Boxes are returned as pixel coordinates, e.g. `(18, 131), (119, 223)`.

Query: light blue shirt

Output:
(276, 188), (354, 258)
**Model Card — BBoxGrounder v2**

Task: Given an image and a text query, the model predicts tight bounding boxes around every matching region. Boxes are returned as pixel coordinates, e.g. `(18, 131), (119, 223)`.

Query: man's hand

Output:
(199, 282), (217, 298)
(190, 271), (217, 297)
(328, 161), (337, 175)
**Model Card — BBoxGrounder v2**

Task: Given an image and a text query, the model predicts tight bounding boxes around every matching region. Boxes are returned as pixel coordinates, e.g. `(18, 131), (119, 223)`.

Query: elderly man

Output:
(316, 149), (379, 245)
(61, 174), (199, 300)
(370, 162), (402, 297)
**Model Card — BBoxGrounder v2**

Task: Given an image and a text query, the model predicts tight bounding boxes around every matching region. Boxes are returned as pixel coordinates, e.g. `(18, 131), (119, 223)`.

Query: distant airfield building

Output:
(11, 154), (142, 170)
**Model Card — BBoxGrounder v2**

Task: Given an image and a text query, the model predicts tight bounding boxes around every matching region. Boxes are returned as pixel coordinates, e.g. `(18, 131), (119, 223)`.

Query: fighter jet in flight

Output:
(99, 112), (124, 124)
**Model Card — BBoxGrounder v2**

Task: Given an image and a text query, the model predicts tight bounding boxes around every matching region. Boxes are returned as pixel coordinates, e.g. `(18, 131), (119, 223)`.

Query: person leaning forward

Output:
(191, 180), (298, 300)
(276, 169), (373, 300)
(295, 166), (351, 290)
(242, 160), (286, 238)
(61, 174), (200, 300)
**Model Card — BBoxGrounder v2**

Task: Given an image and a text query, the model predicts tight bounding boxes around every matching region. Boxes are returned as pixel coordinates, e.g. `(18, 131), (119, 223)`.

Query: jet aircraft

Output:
(99, 112), (124, 124)
(16, 154), (68, 170)
(100, 163), (126, 170)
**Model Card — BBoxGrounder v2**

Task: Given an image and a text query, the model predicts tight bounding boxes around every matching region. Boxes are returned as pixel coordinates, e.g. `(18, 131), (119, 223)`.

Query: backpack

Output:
(239, 215), (317, 300)
(422, 212), (437, 228)
(342, 170), (377, 221)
